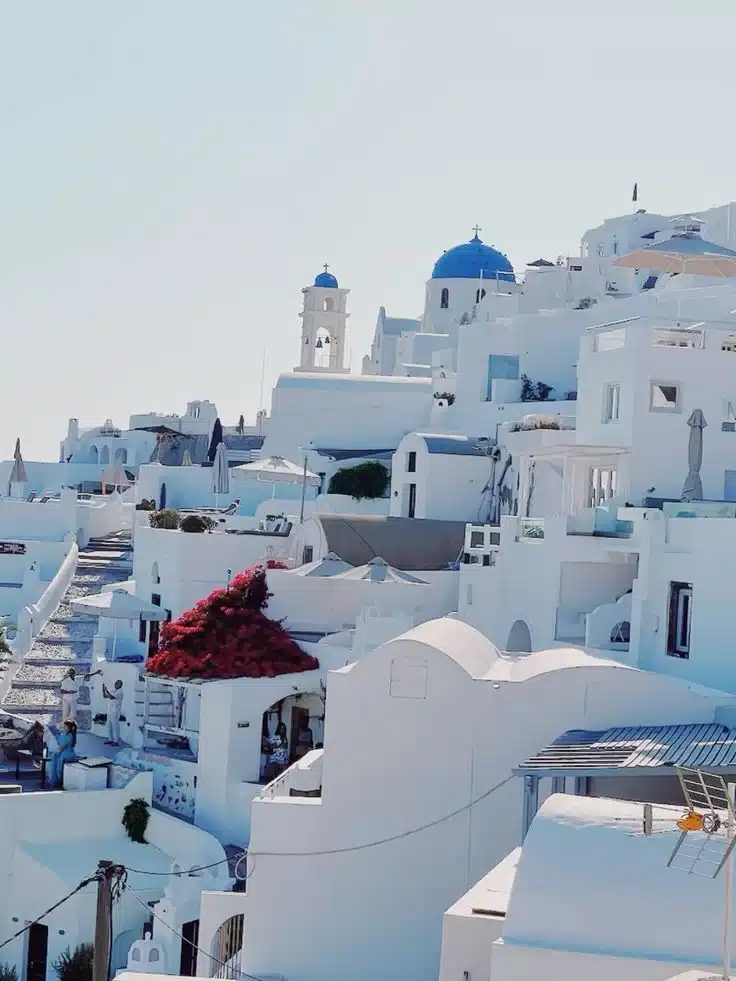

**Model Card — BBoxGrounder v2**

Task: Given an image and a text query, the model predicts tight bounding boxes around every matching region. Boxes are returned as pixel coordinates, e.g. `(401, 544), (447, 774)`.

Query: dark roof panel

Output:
(317, 515), (465, 571)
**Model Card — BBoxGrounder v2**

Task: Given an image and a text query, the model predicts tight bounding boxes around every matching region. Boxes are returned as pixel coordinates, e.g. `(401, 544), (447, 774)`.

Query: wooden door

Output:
(26, 923), (48, 981)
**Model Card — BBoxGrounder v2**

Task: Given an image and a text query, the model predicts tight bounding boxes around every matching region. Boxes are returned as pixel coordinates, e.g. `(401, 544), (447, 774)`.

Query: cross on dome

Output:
(323, 263), (329, 273)
(472, 225), (482, 240)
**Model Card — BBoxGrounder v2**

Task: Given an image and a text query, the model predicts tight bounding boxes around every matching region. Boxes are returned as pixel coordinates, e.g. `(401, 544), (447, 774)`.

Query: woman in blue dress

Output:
(48, 720), (78, 789)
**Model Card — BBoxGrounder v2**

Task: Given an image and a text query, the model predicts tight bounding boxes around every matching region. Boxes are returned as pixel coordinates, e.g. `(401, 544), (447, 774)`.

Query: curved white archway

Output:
(506, 619), (532, 653)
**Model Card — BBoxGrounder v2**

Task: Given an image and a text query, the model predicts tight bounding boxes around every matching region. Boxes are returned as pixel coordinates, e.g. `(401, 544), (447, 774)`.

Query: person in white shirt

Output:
(60, 668), (78, 723)
(103, 679), (123, 746)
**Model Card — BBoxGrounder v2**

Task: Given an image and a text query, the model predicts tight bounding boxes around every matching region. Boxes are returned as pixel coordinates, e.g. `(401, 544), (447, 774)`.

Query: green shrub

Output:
(328, 461), (390, 500)
(180, 514), (216, 533)
(0, 963), (18, 981)
(122, 796), (150, 843)
(52, 944), (94, 981)
(149, 508), (180, 530)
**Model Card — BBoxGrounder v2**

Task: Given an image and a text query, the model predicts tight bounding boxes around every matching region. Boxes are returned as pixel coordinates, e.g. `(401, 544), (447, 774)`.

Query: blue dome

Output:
(314, 268), (338, 288)
(431, 233), (515, 283)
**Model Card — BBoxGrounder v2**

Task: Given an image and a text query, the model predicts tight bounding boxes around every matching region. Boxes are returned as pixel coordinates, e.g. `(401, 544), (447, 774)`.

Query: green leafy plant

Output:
(135, 498), (157, 511)
(180, 514), (216, 533)
(0, 963), (18, 981)
(122, 796), (150, 843)
(149, 508), (180, 530)
(52, 944), (94, 981)
(328, 461), (390, 500)
(433, 391), (455, 405)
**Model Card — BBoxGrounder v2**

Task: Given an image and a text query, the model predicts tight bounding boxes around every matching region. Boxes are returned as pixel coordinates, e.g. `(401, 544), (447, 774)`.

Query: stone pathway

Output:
(2, 532), (133, 728)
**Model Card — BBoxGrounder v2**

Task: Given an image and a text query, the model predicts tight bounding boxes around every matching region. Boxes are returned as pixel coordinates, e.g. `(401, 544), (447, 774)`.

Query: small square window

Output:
(650, 382), (680, 412)
(603, 383), (620, 422)
(469, 530), (484, 548)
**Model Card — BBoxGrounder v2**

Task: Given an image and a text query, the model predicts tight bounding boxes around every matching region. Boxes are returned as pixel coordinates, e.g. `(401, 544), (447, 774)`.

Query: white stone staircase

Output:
(2, 532), (133, 727)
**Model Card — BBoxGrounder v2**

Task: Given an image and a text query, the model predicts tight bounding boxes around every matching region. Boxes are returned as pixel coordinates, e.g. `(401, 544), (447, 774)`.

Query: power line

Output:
(125, 852), (245, 877)
(126, 886), (268, 981)
(249, 774), (515, 859)
(0, 873), (98, 953)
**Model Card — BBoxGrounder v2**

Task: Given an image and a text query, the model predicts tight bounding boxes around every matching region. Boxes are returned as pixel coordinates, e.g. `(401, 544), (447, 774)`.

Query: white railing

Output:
(11, 542), (79, 661)
(260, 750), (323, 800)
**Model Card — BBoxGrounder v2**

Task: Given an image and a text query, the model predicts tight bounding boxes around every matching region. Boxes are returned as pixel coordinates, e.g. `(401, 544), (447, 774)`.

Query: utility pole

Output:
(92, 860), (114, 981)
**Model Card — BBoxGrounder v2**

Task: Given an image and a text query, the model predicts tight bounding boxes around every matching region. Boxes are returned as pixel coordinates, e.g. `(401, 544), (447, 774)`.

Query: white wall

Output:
(240, 621), (729, 981)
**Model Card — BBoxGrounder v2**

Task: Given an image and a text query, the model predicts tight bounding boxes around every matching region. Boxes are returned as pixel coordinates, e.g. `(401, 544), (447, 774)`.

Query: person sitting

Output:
(47, 720), (78, 789)
(18, 721), (45, 758)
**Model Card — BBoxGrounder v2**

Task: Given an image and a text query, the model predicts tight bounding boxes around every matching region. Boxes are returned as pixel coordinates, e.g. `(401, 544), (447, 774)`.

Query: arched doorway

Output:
(506, 619), (532, 653)
(100, 446), (110, 465)
(114, 447), (128, 464)
(90, 445), (99, 463)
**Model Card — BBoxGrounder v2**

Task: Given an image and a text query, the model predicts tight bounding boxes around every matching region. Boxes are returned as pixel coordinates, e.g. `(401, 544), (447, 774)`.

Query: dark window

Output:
(470, 530), (484, 548)
(302, 546), (314, 564)
(407, 451), (416, 473)
(475, 288), (486, 303)
(610, 621), (630, 644)
(26, 923), (48, 981)
(151, 593), (161, 606)
(667, 581), (692, 658)
(440, 288), (449, 309)
(408, 483), (416, 518)
(139, 619), (147, 643)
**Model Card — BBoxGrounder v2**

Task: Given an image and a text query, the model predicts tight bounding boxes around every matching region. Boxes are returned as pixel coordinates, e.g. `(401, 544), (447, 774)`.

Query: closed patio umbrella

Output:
(181, 449), (193, 467)
(211, 442), (230, 509)
(8, 438), (27, 495)
(681, 409), (707, 502)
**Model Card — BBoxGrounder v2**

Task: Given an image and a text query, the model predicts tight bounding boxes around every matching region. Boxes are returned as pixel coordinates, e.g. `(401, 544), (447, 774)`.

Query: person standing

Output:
(60, 668), (78, 723)
(103, 679), (124, 746)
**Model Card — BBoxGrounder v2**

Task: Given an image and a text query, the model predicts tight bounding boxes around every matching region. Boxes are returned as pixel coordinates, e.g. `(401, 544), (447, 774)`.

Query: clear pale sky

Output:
(2, 1), (735, 460)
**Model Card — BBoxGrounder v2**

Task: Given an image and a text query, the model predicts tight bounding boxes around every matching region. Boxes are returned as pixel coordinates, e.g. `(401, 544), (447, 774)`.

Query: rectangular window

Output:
(588, 467), (618, 508)
(650, 381), (680, 412)
(138, 619), (147, 643)
(603, 383), (620, 422)
(408, 483), (416, 519)
(486, 354), (519, 400)
(407, 451), (416, 473)
(469, 530), (485, 548)
(667, 581), (692, 658)
(302, 545), (314, 564)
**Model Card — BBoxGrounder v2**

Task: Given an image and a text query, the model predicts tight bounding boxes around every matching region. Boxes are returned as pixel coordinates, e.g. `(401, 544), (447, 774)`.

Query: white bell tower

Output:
(296, 264), (350, 374)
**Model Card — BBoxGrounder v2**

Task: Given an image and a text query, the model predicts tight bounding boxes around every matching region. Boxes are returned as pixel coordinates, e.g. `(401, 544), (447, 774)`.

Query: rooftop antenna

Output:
(667, 767), (736, 980)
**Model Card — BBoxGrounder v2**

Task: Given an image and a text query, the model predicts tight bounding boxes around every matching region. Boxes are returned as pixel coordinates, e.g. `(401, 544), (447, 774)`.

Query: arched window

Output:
(440, 288), (449, 309)
(610, 621), (630, 644)
(131, 950), (141, 963)
(323, 297), (334, 312)
(212, 915), (244, 974)
(148, 949), (160, 963)
(114, 448), (127, 465)
(475, 288), (486, 303)
(99, 446), (110, 465)
(151, 562), (160, 584)
(90, 445), (99, 463)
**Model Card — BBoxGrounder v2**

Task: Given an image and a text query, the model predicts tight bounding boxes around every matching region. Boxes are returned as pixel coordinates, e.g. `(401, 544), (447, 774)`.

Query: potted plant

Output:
(52, 945), (94, 981)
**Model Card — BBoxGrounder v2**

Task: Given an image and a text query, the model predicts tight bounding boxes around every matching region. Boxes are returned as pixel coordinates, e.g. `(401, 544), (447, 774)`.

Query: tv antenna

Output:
(667, 768), (736, 980)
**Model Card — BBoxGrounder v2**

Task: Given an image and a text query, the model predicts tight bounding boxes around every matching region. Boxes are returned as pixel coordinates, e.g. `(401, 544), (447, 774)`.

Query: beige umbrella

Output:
(181, 449), (193, 467)
(681, 409), (707, 502)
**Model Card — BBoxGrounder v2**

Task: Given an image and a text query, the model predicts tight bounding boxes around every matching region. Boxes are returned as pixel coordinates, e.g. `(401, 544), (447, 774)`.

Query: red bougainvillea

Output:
(146, 565), (319, 680)
(266, 559), (289, 570)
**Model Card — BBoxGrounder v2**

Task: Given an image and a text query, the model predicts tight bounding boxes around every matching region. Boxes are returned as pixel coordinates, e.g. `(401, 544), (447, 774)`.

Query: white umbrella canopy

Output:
(71, 588), (169, 621)
(101, 460), (130, 491)
(235, 455), (320, 487)
(9, 438), (27, 485)
(335, 556), (429, 584)
(292, 552), (354, 577)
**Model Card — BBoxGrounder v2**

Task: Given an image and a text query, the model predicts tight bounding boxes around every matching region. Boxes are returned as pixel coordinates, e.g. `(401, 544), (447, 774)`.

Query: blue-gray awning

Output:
(515, 723), (736, 778)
